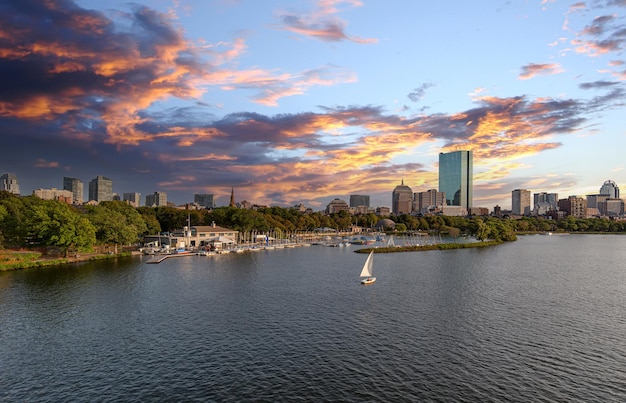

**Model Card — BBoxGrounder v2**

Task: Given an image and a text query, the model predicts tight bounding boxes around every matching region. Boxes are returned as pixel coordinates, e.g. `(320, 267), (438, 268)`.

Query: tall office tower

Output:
(88, 176), (113, 202)
(416, 189), (446, 214)
(558, 196), (588, 218)
(534, 192), (558, 211)
(63, 177), (84, 204)
(194, 193), (215, 209)
(512, 189), (531, 215)
(123, 192), (141, 207)
(0, 173), (20, 195)
(146, 191), (167, 207)
(438, 150), (473, 210)
(392, 179), (413, 214)
(349, 194), (370, 208)
(599, 180), (619, 198)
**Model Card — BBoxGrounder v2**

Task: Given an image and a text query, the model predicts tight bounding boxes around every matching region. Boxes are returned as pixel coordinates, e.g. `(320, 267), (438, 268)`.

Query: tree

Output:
(87, 201), (148, 246)
(34, 201), (96, 256)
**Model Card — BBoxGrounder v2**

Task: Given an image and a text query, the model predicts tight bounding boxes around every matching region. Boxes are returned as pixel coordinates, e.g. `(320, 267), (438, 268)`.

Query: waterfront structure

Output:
(146, 192), (167, 207)
(33, 188), (73, 203)
(415, 189), (446, 214)
(558, 196), (588, 218)
(438, 150), (473, 210)
(349, 195), (370, 208)
(599, 180), (619, 199)
(88, 176), (113, 202)
(326, 198), (350, 214)
(512, 189), (531, 216)
(392, 179), (413, 214)
(63, 177), (83, 204)
(0, 173), (20, 195)
(123, 192), (141, 207)
(194, 193), (215, 209)
(534, 192), (558, 212)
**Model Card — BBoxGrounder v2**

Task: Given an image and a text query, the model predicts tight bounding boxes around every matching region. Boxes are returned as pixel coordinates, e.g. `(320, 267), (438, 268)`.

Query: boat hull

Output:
(361, 277), (376, 285)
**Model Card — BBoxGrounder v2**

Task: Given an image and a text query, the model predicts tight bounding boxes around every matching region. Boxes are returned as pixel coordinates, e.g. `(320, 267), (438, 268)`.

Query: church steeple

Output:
(229, 187), (236, 207)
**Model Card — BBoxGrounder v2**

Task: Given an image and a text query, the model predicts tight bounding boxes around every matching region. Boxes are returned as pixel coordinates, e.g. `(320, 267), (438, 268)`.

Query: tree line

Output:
(1, 191), (625, 255)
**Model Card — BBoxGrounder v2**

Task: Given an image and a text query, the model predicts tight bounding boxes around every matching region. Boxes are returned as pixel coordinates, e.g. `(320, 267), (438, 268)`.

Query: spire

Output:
(401, 178), (404, 186)
(229, 187), (236, 207)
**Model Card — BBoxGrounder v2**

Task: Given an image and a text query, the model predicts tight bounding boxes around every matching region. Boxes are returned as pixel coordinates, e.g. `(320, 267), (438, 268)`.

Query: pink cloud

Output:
(519, 63), (564, 80)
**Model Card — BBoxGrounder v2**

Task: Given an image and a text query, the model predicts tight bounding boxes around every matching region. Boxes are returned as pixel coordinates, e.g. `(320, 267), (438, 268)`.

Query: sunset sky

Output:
(1, 0), (625, 209)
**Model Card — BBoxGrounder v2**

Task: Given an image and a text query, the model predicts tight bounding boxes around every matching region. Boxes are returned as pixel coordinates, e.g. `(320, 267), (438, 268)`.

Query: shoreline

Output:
(0, 251), (139, 271)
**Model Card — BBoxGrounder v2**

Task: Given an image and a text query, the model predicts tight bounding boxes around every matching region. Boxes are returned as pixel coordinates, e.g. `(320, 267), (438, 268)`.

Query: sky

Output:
(1, 0), (625, 209)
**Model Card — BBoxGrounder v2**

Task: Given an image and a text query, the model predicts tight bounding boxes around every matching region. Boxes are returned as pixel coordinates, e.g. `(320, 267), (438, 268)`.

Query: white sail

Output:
(359, 251), (374, 277)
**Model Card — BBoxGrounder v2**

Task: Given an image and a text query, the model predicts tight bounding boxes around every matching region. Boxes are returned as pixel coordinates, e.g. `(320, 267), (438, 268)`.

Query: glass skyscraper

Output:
(438, 151), (473, 210)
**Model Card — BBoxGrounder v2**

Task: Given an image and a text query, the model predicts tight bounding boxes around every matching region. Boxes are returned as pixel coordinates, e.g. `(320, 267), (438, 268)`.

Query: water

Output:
(1, 234), (625, 401)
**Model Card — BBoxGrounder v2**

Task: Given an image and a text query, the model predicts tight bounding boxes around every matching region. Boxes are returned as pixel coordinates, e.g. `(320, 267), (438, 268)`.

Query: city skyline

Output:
(1, 1), (625, 209)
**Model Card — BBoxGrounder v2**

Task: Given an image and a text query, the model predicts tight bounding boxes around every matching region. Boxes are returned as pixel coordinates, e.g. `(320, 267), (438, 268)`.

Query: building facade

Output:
(599, 180), (619, 199)
(534, 192), (558, 212)
(146, 192), (167, 207)
(194, 193), (215, 209)
(512, 189), (531, 216)
(558, 196), (588, 218)
(415, 189), (446, 214)
(0, 173), (20, 195)
(123, 192), (141, 207)
(349, 194), (370, 208)
(438, 150), (473, 210)
(392, 180), (413, 214)
(33, 188), (73, 203)
(63, 177), (84, 204)
(88, 176), (113, 202)
(326, 198), (350, 214)
(598, 198), (624, 217)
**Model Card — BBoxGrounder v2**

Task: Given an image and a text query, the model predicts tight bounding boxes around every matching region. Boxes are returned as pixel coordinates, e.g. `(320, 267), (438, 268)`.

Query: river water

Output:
(1, 234), (625, 402)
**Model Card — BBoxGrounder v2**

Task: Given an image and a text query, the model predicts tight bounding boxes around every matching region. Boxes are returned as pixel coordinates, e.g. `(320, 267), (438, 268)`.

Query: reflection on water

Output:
(1, 235), (625, 401)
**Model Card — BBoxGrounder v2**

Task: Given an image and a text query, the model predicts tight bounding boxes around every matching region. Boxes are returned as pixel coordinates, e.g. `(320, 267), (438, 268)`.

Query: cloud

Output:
(518, 63), (564, 80)
(578, 80), (620, 89)
(407, 83), (435, 103)
(573, 13), (626, 56)
(275, 0), (378, 44)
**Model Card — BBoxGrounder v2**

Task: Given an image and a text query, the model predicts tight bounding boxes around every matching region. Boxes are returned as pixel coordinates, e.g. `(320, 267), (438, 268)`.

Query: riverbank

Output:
(355, 240), (505, 253)
(0, 250), (136, 271)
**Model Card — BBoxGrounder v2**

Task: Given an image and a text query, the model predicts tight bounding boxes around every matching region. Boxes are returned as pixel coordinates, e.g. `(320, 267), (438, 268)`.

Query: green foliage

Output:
(87, 201), (148, 245)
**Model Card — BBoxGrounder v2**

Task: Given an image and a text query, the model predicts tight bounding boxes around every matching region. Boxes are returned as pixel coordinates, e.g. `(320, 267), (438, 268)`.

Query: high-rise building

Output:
(88, 176), (113, 202)
(146, 191), (167, 207)
(512, 189), (531, 216)
(63, 177), (84, 204)
(438, 150), (473, 210)
(349, 195), (370, 208)
(392, 179), (413, 214)
(558, 196), (587, 218)
(534, 192), (558, 211)
(599, 180), (619, 198)
(598, 198), (624, 217)
(586, 194), (608, 209)
(415, 189), (446, 214)
(194, 193), (215, 209)
(123, 192), (141, 207)
(0, 173), (20, 195)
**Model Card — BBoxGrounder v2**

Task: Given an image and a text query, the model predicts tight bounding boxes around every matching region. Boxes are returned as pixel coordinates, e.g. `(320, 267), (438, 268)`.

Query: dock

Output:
(146, 253), (194, 264)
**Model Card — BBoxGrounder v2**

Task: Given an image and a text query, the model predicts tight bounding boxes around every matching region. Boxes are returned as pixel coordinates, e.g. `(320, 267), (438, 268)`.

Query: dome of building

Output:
(375, 218), (396, 229)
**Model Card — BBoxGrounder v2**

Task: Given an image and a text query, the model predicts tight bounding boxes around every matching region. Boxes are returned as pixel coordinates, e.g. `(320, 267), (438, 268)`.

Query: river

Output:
(1, 234), (625, 401)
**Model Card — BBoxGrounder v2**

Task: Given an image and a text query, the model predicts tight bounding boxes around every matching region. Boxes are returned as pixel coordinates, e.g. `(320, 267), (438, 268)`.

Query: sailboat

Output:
(360, 250), (376, 285)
